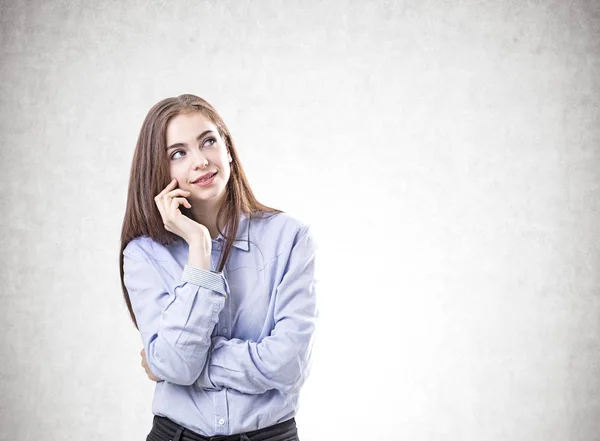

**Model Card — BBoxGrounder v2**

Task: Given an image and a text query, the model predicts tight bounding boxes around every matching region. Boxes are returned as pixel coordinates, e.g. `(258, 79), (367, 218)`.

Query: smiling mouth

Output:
(194, 172), (217, 183)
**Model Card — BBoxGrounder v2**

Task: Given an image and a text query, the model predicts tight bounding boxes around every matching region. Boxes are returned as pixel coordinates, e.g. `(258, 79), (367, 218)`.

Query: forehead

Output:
(166, 112), (218, 143)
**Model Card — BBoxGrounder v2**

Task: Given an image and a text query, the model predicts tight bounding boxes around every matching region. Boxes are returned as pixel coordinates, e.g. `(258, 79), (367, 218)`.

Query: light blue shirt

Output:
(123, 212), (318, 436)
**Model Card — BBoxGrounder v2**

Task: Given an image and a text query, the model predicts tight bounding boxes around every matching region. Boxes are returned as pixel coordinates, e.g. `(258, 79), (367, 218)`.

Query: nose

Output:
(190, 149), (209, 169)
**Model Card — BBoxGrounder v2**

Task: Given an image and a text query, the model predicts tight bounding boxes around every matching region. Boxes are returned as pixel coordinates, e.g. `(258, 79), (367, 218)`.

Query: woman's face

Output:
(165, 111), (232, 206)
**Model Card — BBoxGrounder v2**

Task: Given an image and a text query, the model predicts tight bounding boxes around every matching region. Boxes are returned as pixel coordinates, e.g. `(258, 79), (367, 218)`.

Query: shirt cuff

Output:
(182, 265), (228, 297)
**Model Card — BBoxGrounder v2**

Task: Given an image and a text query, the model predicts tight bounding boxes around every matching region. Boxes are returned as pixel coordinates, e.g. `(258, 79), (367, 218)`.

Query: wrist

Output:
(187, 236), (210, 249)
(187, 240), (211, 271)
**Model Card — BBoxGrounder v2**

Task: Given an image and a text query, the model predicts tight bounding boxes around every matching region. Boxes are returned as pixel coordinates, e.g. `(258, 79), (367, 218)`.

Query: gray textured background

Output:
(1, 1), (599, 440)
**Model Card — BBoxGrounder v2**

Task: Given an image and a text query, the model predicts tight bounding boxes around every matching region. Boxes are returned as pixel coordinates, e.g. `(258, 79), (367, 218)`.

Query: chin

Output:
(194, 186), (227, 200)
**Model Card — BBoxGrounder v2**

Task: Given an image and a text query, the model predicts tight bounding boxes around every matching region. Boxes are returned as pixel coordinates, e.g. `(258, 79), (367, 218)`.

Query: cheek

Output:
(219, 164), (231, 184)
(217, 154), (231, 172)
(223, 162), (232, 177)
(169, 164), (188, 186)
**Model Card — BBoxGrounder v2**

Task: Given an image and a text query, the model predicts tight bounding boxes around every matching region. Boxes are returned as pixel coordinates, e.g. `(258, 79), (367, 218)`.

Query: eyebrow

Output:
(166, 130), (214, 151)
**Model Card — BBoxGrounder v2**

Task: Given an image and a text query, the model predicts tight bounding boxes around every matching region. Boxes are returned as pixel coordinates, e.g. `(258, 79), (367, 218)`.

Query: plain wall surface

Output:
(1, 1), (598, 440)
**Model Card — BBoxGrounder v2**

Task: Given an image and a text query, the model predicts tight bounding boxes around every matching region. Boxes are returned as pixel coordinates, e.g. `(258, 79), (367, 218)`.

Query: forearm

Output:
(145, 280), (224, 385)
(124, 247), (227, 386)
(199, 333), (315, 394)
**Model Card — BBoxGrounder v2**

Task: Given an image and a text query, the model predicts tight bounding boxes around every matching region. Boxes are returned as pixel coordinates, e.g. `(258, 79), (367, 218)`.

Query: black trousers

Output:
(146, 415), (299, 441)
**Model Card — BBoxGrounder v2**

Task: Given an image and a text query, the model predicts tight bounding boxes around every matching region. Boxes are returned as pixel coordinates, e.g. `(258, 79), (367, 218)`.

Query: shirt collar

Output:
(214, 212), (250, 251)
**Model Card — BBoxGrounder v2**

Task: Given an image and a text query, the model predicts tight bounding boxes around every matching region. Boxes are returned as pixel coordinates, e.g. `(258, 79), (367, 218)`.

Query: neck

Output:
(190, 197), (227, 240)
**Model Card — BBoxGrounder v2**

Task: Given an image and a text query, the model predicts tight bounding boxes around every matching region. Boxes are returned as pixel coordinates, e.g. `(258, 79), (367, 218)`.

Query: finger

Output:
(146, 368), (159, 381)
(154, 195), (167, 221)
(168, 198), (183, 221)
(154, 179), (180, 208)
(146, 367), (160, 381)
(160, 188), (191, 200)
(176, 196), (192, 209)
(169, 197), (191, 217)
(155, 189), (190, 219)
(154, 179), (177, 208)
(163, 190), (192, 209)
(166, 188), (191, 197)
(156, 179), (178, 198)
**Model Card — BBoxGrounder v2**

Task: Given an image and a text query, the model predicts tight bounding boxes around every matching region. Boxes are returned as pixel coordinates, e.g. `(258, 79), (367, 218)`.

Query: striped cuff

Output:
(182, 265), (228, 297)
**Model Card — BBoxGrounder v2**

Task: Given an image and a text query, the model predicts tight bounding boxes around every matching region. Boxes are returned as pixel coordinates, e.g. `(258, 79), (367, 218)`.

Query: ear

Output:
(227, 151), (232, 163)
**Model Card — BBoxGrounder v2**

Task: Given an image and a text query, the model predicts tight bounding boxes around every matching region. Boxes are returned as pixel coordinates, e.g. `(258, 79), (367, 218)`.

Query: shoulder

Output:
(250, 211), (310, 240)
(248, 212), (316, 255)
(123, 235), (180, 261)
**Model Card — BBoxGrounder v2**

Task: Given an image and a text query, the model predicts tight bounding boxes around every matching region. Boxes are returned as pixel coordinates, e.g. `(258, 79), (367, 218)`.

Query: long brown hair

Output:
(119, 94), (282, 328)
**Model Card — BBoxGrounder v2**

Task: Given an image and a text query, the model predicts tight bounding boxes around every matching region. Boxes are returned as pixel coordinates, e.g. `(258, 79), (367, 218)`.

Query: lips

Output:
(193, 171), (217, 183)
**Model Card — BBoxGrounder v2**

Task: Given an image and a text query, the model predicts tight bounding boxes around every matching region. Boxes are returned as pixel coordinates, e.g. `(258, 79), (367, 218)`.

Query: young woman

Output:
(119, 94), (318, 441)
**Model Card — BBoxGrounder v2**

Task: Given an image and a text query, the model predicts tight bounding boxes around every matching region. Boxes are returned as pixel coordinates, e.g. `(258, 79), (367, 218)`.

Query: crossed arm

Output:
(129, 225), (318, 394)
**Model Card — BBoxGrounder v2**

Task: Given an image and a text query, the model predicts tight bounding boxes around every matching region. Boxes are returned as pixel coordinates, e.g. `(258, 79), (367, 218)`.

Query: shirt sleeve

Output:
(123, 240), (228, 386)
(197, 224), (318, 395)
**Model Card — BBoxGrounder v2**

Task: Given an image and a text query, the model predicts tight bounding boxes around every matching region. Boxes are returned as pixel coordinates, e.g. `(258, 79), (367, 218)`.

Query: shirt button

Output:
(218, 418), (225, 425)
(222, 328), (228, 333)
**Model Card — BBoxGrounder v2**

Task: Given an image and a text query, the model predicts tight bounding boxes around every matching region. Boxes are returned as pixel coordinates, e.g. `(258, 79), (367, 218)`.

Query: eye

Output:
(202, 137), (216, 148)
(170, 150), (185, 160)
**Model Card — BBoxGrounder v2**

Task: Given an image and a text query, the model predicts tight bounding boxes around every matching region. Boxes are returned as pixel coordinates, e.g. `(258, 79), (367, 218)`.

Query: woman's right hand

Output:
(154, 179), (211, 251)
